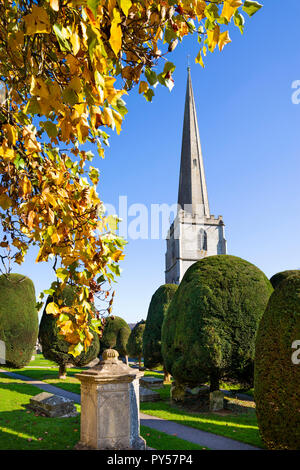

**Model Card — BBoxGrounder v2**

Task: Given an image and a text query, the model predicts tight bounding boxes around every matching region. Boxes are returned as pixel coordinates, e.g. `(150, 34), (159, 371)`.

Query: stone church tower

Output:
(165, 68), (227, 284)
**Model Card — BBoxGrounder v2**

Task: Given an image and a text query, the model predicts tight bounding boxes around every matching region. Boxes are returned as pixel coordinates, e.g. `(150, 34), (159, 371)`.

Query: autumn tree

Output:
(0, 0), (262, 355)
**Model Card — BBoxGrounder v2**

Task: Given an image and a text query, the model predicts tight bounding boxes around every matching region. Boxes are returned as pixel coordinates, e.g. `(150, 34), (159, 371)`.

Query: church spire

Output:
(177, 68), (210, 217)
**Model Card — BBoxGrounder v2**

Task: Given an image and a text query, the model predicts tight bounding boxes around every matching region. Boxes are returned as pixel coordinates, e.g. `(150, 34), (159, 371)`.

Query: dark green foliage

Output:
(100, 316), (131, 358)
(127, 320), (146, 361)
(161, 255), (273, 391)
(143, 284), (178, 370)
(39, 286), (100, 371)
(0, 273), (38, 368)
(270, 269), (300, 290)
(255, 275), (300, 450)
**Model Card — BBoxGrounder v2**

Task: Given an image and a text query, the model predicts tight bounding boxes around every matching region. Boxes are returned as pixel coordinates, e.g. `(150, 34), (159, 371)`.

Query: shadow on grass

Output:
(0, 409), (80, 450)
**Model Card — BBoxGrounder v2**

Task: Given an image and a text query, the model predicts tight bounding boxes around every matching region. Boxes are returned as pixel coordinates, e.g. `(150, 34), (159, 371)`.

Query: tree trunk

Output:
(163, 366), (171, 384)
(210, 373), (220, 392)
(138, 356), (142, 369)
(125, 355), (128, 366)
(59, 363), (67, 379)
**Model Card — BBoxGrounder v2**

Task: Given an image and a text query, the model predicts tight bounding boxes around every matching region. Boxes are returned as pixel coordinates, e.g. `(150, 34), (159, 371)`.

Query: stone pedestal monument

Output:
(75, 348), (146, 450)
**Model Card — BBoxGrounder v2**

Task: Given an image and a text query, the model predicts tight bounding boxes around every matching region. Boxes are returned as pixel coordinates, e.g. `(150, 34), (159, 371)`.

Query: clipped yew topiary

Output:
(0, 273), (38, 368)
(39, 286), (100, 378)
(100, 316), (131, 364)
(255, 275), (300, 450)
(270, 269), (300, 290)
(127, 320), (146, 368)
(143, 284), (178, 382)
(162, 255), (273, 392)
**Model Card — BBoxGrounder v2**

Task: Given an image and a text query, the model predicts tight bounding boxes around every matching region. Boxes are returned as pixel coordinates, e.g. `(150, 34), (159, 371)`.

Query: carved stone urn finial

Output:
(102, 348), (119, 362)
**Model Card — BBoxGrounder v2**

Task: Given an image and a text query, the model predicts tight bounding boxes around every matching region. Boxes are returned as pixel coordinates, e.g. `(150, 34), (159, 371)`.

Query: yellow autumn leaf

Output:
(195, 0), (206, 21)
(46, 302), (60, 315)
(50, 0), (60, 11)
(195, 50), (204, 68)
(109, 9), (122, 56)
(111, 250), (125, 262)
(120, 0), (132, 16)
(229, 0), (243, 7)
(30, 76), (49, 99)
(24, 6), (51, 35)
(21, 176), (32, 197)
(139, 81), (149, 94)
(70, 31), (81, 55)
(103, 106), (114, 129)
(0, 194), (12, 210)
(218, 31), (232, 51)
(207, 25), (220, 52)
(221, 0), (242, 22)
(2, 124), (17, 146)
(112, 109), (122, 135)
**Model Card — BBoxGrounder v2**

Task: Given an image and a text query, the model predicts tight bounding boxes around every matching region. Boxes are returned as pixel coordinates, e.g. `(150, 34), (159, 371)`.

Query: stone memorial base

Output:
(76, 349), (146, 451)
(26, 392), (78, 417)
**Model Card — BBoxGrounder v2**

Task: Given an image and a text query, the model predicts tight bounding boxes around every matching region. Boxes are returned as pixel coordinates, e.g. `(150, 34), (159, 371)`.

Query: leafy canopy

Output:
(0, 0), (261, 354)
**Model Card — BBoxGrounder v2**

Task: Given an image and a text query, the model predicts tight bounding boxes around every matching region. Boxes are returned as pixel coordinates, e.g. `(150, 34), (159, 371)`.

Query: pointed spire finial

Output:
(177, 67), (210, 217)
(187, 54), (190, 71)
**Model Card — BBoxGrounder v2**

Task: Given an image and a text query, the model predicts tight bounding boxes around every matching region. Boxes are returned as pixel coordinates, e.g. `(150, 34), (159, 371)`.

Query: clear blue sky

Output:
(13, 0), (300, 323)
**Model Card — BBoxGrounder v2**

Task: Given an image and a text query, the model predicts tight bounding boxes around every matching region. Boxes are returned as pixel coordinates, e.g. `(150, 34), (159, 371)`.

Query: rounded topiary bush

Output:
(255, 275), (300, 450)
(100, 316), (131, 362)
(143, 284), (177, 381)
(270, 269), (300, 290)
(127, 320), (145, 368)
(162, 255), (273, 391)
(39, 286), (100, 377)
(0, 273), (38, 368)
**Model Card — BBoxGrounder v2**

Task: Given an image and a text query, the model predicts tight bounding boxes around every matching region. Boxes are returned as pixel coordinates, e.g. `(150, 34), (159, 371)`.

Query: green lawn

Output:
(0, 373), (208, 450)
(2, 356), (262, 448)
(0, 375), (81, 450)
(26, 355), (57, 368)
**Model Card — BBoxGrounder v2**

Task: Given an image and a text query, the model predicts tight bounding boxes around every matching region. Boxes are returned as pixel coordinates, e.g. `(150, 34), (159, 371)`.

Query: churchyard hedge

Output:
(0, 273), (38, 368)
(100, 315), (131, 359)
(143, 284), (178, 370)
(162, 255), (273, 391)
(255, 275), (300, 449)
(39, 286), (99, 376)
(270, 269), (300, 290)
(127, 320), (146, 366)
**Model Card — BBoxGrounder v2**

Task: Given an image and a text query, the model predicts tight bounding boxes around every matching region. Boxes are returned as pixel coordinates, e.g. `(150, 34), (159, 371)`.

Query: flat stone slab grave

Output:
(26, 392), (78, 418)
(140, 377), (164, 389)
(140, 387), (161, 403)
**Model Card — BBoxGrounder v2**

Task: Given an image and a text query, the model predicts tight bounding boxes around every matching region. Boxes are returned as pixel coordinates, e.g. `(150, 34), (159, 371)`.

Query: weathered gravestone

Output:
(75, 348), (146, 450)
(26, 392), (78, 417)
(209, 390), (224, 411)
(140, 376), (163, 389)
(140, 387), (160, 402)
